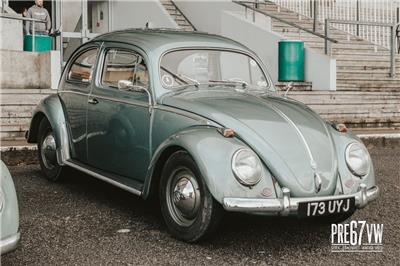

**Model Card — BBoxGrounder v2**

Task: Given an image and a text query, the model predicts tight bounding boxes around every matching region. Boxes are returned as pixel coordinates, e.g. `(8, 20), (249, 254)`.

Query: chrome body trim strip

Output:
(0, 231), (20, 255)
(90, 94), (149, 108)
(59, 90), (150, 108)
(63, 161), (142, 196)
(223, 184), (379, 215)
(152, 105), (207, 122)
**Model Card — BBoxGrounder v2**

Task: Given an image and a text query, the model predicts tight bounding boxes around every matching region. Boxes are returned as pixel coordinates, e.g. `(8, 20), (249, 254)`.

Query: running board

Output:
(64, 159), (143, 196)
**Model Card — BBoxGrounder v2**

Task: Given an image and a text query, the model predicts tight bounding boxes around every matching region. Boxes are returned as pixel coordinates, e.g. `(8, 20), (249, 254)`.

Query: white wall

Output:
(221, 11), (278, 82)
(0, 50), (60, 89)
(0, 15), (23, 51)
(62, 1), (82, 32)
(111, 0), (178, 30)
(304, 49), (336, 91)
(175, 0), (241, 34)
(175, 1), (336, 90)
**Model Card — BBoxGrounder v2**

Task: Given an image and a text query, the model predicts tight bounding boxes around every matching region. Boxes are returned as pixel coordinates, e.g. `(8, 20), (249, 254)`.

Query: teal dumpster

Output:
(24, 35), (51, 52)
(278, 40), (304, 82)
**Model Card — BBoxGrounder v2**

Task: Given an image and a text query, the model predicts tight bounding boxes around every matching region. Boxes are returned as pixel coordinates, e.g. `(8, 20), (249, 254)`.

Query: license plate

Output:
(298, 197), (355, 218)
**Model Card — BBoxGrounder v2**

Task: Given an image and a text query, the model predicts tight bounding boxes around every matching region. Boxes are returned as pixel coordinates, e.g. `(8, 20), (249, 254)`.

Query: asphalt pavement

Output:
(1, 142), (399, 265)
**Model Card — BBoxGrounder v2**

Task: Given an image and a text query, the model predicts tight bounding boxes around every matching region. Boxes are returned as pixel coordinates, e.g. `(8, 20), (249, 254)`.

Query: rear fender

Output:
(26, 94), (70, 164)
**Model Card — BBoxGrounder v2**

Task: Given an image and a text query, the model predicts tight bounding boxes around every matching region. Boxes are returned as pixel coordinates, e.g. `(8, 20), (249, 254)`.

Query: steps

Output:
(0, 88), (55, 140)
(287, 91), (400, 128)
(256, 1), (400, 92)
(249, 1), (400, 128)
(160, 0), (195, 31)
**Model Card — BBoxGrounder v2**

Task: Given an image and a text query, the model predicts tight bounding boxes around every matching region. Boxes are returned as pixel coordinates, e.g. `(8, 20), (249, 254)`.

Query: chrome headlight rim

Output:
(345, 142), (370, 177)
(231, 148), (262, 187)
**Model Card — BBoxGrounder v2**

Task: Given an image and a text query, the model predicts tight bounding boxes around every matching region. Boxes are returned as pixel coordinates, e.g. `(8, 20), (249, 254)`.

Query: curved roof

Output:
(91, 29), (251, 55)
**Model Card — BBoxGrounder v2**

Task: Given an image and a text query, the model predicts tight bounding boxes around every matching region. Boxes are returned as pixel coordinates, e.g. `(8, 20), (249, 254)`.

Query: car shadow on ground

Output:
(51, 166), (331, 249)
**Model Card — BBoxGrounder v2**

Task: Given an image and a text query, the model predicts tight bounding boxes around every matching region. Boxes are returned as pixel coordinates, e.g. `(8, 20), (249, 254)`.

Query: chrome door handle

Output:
(88, 98), (99, 105)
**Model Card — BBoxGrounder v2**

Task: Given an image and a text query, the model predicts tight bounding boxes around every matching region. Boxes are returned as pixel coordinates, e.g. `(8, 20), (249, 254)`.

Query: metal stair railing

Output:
(233, 1), (338, 53)
(325, 19), (400, 78)
(269, 0), (400, 50)
(0, 14), (46, 52)
(170, 0), (197, 31)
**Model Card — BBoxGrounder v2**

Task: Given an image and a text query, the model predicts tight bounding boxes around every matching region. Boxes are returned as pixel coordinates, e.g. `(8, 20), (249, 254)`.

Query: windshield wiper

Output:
(178, 73), (200, 87)
(208, 79), (248, 88)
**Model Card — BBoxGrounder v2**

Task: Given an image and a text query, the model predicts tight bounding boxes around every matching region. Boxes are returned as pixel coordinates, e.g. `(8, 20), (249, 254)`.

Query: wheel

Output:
(37, 118), (64, 181)
(159, 151), (222, 242)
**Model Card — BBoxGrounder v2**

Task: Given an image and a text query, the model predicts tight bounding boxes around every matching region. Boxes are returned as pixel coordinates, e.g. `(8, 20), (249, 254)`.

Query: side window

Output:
(67, 48), (98, 84)
(102, 49), (149, 89)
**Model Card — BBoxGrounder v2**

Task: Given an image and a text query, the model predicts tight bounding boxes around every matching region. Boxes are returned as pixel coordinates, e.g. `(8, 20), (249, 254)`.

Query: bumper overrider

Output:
(223, 184), (379, 215)
(0, 231), (20, 255)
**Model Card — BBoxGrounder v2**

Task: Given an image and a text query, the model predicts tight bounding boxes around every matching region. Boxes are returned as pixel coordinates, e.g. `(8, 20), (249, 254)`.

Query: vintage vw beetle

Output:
(26, 29), (378, 242)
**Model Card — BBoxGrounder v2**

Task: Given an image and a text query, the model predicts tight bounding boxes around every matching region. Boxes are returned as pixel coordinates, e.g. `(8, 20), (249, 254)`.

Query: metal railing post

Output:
(32, 20), (35, 52)
(356, 0), (360, 36)
(390, 25), (396, 77)
(325, 19), (330, 55)
(397, 7), (399, 23)
(309, 0), (313, 18)
(313, 0), (318, 32)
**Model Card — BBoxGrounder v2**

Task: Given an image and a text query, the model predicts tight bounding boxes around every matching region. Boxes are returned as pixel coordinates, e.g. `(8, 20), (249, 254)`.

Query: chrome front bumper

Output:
(0, 231), (20, 255)
(223, 184), (379, 216)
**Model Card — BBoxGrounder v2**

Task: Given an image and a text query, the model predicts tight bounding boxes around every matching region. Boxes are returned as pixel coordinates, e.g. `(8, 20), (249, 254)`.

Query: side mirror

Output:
(118, 80), (152, 111)
(118, 80), (133, 90)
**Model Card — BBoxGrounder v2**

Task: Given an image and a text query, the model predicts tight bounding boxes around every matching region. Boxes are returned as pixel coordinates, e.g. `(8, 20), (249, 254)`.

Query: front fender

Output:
(144, 126), (277, 204)
(26, 94), (66, 149)
(329, 128), (376, 195)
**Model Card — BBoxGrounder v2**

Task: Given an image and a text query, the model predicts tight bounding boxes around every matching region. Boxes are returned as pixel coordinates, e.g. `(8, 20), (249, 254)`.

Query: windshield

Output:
(159, 49), (273, 92)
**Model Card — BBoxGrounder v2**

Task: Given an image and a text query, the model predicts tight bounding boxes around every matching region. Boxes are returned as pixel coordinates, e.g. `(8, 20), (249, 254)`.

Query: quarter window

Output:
(67, 48), (98, 84)
(102, 49), (149, 89)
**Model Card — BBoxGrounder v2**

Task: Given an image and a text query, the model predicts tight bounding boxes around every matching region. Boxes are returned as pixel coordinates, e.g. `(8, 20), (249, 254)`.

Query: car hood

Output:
(161, 88), (338, 197)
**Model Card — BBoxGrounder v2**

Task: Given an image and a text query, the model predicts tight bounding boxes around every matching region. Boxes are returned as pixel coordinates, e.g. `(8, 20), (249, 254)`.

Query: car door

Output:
(59, 44), (100, 163)
(86, 44), (151, 182)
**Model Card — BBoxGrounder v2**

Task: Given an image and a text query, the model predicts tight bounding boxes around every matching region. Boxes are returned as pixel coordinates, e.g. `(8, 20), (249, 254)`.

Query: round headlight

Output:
(232, 148), (262, 186)
(345, 142), (370, 177)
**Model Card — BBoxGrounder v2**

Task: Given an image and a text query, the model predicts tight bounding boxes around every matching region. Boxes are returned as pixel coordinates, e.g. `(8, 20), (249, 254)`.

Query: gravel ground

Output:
(1, 143), (399, 265)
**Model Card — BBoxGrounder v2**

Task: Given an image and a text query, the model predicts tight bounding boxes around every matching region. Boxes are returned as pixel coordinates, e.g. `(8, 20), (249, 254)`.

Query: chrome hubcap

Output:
(167, 169), (201, 227)
(41, 132), (57, 170)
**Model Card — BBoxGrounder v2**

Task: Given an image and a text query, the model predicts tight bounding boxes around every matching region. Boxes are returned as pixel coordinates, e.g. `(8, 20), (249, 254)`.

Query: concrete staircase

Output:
(0, 88), (55, 141)
(255, 1), (400, 128)
(258, 2), (400, 91)
(287, 91), (400, 128)
(0, 49), (58, 142)
(160, 0), (196, 31)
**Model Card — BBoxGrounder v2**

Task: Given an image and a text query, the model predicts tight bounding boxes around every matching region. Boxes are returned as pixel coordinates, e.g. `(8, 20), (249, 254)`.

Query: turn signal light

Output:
(335, 123), (348, 133)
(217, 128), (235, 138)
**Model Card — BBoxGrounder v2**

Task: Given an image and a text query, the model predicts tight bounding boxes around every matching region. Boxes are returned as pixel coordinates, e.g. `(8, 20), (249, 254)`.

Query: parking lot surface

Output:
(1, 143), (399, 265)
